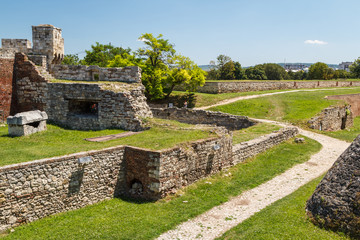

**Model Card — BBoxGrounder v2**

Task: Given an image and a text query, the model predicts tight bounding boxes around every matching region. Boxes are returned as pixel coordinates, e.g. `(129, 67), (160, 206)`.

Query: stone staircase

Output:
(36, 66), (56, 81)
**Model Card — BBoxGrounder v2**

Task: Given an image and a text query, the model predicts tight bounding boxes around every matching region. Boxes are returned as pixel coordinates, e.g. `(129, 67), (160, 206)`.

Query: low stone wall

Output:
(151, 107), (256, 130)
(0, 146), (127, 232)
(0, 125), (298, 231)
(232, 127), (299, 164)
(175, 80), (360, 93)
(158, 132), (233, 196)
(50, 65), (141, 83)
(308, 105), (353, 131)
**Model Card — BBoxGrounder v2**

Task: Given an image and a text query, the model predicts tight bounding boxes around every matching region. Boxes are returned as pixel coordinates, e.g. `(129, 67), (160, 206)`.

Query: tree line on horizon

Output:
(206, 54), (360, 81)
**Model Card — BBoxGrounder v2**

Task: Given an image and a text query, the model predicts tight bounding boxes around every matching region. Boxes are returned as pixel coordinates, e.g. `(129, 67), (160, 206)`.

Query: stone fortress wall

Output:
(13, 53), (152, 131)
(50, 65), (141, 83)
(176, 80), (360, 94)
(0, 123), (298, 231)
(151, 107), (256, 130)
(0, 25), (153, 131)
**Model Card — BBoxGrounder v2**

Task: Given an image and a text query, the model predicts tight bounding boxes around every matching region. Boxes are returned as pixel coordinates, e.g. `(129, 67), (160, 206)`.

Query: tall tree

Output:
(263, 63), (287, 80)
(308, 62), (329, 80)
(350, 58), (360, 78)
(245, 65), (267, 80)
(82, 42), (131, 67)
(234, 61), (246, 80)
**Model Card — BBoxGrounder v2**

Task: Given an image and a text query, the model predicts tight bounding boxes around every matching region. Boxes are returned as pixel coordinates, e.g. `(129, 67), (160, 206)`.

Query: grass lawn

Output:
(2, 136), (321, 240)
(0, 118), (216, 167)
(217, 175), (350, 240)
(172, 89), (292, 108)
(209, 87), (360, 127)
(232, 122), (281, 144)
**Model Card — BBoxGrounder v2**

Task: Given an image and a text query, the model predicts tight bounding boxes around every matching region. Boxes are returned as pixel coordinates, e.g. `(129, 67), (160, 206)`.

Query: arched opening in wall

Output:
(129, 179), (143, 195)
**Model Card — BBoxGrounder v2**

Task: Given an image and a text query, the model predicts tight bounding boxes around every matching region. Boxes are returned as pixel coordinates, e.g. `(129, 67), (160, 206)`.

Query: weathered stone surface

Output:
(232, 127), (299, 164)
(7, 110), (47, 125)
(151, 107), (256, 130)
(0, 125), (298, 231)
(306, 135), (360, 238)
(175, 81), (360, 94)
(308, 105), (353, 131)
(0, 57), (14, 121)
(12, 53), (152, 131)
(50, 65), (141, 83)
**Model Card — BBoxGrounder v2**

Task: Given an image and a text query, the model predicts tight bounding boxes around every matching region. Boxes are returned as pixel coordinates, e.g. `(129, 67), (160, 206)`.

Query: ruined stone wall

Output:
(46, 82), (152, 131)
(176, 81), (360, 93)
(232, 127), (299, 164)
(0, 146), (126, 232)
(151, 107), (256, 130)
(308, 105), (353, 131)
(0, 57), (14, 121)
(0, 125), (297, 231)
(306, 134), (360, 238)
(10, 53), (152, 131)
(12, 53), (48, 114)
(50, 65), (141, 83)
(1, 39), (31, 54)
(158, 133), (233, 197)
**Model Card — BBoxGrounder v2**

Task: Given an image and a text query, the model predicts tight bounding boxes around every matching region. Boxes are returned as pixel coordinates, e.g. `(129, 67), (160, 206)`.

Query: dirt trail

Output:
(157, 120), (350, 240)
(196, 87), (357, 110)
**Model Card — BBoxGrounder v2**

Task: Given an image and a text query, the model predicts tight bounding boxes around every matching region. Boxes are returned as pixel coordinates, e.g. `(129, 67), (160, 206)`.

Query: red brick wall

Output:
(0, 58), (14, 120)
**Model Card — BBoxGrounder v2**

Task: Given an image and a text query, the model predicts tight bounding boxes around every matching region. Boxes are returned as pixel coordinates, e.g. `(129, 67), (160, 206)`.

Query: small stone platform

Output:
(7, 110), (48, 136)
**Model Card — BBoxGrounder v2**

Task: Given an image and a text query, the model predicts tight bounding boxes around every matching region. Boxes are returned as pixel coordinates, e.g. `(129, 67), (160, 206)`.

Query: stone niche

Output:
(7, 110), (48, 136)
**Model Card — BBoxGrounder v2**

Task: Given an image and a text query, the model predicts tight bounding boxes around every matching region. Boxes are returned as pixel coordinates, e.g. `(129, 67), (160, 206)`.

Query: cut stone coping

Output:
(85, 131), (142, 142)
(6, 110), (48, 125)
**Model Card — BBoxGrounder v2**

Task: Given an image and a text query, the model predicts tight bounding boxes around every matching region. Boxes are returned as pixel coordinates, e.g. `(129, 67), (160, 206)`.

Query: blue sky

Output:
(0, 0), (359, 66)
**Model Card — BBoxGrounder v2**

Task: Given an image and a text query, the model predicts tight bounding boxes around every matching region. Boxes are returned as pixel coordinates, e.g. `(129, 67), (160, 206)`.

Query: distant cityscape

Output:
(199, 62), (353, 72)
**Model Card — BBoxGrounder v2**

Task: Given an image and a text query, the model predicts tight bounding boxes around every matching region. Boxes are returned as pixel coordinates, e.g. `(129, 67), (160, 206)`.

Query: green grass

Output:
(2, 136), (321, 240)
(217, 175), (350, 240)
(0, 118), (215, 167)
(210, 87), (360, 127)
(206, 79), (360, 82)
(172, 89), (293, 108)
(232, 122), (281, 144)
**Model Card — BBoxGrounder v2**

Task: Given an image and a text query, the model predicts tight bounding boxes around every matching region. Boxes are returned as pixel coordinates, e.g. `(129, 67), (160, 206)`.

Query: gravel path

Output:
(196, 87), (357, 110)
(157, 120), (350, 240)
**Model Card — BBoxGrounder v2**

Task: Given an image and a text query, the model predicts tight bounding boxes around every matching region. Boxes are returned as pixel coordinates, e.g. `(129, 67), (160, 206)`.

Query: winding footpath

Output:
(157, 89), (354, 240)
(195, 87), (357, 110)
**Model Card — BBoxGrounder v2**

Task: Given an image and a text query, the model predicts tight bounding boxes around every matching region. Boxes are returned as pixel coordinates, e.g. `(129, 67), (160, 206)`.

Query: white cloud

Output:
(138, 37), (149, 42)
(304, 40), (328, 45)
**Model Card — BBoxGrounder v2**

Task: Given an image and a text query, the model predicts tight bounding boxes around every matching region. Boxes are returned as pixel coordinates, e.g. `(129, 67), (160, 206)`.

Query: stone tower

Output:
(32, 24), (64, 66)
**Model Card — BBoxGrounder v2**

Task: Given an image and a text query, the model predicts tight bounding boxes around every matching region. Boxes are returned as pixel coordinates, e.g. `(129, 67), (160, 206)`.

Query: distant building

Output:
(339, 62), (353, 72)
(284, 63), (306, 72)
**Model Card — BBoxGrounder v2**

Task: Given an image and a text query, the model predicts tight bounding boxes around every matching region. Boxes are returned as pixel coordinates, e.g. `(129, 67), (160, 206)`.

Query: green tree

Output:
(308, 62), (329, 80)
(137, 33), (176, 99)
(107, 52), (143, 68)
(163, 55), (206, 97)
(82, 42), (131, 67)
(234, 61), (246, 80)
(334, 69), (351, 79)
(245, 65), (267, 80)
(217, 54), (234, 80)
(263, 63), (287, 80)
(62, 54), (80, 65)
(137, 33), (205, 100)
(350, 58), (360, 78)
